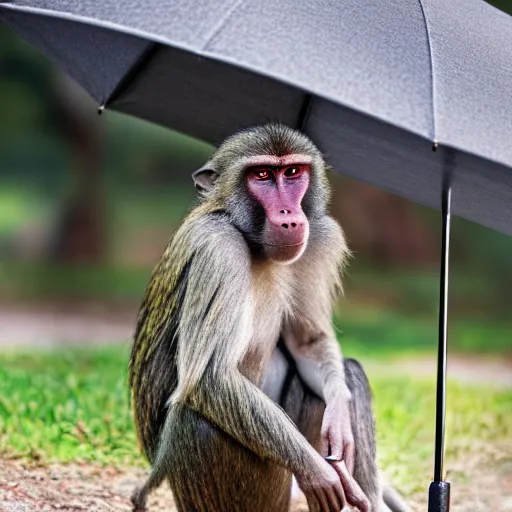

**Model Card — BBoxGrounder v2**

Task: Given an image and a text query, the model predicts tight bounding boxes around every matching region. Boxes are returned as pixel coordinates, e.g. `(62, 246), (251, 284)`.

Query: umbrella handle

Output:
(428, 147), (454, 512)
(429, 481), (451, 512)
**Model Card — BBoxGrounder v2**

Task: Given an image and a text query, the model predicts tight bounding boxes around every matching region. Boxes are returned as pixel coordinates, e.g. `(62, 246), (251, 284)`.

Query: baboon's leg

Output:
(157, 405), (291, 512)
(343, 358), (380, 509)
(269, 350), (381, 511)
(132, 347), (294, 512)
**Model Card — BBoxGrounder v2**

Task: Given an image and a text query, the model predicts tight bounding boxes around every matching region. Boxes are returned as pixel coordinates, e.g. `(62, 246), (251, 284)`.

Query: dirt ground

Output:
(0, 460), (309, 512)
(1, 451), (512, 512)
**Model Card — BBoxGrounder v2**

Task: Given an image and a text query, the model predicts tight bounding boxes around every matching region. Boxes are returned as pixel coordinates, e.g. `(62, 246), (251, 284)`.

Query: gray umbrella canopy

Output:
(1, 0), (512, 234)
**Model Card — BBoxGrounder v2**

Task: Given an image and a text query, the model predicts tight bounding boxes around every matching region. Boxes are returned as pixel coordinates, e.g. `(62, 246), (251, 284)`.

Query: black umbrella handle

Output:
(429, 481), (451, 512)
(428, 148), (455, 512)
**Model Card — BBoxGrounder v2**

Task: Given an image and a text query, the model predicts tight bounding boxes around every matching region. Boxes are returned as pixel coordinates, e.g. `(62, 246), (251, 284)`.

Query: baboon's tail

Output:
(382, 484), (409, 512)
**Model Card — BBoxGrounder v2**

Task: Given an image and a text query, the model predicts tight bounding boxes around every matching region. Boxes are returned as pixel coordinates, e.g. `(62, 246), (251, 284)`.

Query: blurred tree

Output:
(331, 178), (438, 267)
(47, 73), (105, 263)
(0, 26), (105, 263)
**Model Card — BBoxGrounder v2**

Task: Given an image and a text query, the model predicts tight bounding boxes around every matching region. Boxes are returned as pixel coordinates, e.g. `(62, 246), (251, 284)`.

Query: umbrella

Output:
(1, 1), (511, 510)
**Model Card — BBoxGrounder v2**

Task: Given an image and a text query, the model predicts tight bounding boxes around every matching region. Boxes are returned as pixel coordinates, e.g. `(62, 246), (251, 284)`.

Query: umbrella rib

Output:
(201, 0), (246, 51)
(416, 0), (437, 143)
(297, 94), (313, 132)
(104, 43), (158, 108)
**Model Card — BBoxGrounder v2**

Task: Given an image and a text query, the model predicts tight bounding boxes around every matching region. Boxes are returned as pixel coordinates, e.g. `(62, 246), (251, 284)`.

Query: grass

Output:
(0, 346), (137, 466)
(372, 375), (512, 495)
(0, 345), (510, 497)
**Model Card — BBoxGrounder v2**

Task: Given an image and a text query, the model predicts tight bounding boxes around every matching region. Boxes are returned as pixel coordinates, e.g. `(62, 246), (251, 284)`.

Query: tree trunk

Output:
(48, 73), (105, 264)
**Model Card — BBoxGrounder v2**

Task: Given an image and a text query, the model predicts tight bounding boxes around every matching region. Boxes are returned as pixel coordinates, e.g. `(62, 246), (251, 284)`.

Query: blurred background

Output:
(0, 2), (511, 511)
(1, 2), (512, 353)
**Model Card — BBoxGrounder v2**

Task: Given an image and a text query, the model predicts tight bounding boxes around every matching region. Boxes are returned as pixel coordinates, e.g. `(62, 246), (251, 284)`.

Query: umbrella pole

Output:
(428, 150), (454, 512)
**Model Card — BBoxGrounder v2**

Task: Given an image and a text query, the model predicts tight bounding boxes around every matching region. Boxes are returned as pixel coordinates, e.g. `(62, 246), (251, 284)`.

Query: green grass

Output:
(0, 346), (510, 497)
(372, 375), (512, 495)
(0, 346), (138, 466)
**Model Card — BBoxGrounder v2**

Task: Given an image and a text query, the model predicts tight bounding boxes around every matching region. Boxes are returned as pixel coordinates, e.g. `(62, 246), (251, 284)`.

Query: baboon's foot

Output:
(130, 485), (149, 512)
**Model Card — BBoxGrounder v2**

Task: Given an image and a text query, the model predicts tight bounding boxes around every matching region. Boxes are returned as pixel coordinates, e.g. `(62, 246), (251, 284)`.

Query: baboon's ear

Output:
(192, 165), (219, 197)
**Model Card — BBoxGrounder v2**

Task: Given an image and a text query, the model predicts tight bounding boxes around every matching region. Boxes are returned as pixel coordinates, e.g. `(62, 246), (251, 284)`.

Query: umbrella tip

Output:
(98, 104), (105, 116)
(432, 141), (439, 152)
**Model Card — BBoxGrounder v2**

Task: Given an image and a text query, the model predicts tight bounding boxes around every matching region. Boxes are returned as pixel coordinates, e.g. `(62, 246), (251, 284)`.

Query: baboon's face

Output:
(245, 154), (311, 263)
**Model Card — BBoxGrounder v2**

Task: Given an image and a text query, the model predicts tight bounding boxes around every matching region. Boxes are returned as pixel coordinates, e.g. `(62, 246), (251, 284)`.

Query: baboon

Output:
(129, 124), (408, 512)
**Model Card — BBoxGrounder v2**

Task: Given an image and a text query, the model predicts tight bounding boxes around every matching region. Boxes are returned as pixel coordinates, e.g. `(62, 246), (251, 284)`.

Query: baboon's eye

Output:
(252, 168), (271, 181)
(283, 166), (303, 178)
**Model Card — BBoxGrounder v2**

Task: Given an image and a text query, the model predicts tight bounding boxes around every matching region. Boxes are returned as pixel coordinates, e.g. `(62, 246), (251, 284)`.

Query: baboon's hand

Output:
(320, 397), (355, 474)
(295, 459), (347, 512)
(331, 460), (370, 512)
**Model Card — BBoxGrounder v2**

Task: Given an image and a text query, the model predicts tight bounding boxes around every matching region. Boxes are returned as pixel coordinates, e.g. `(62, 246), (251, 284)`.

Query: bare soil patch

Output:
(1, 453), (512, 512)
(0, 460), (304, 512)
